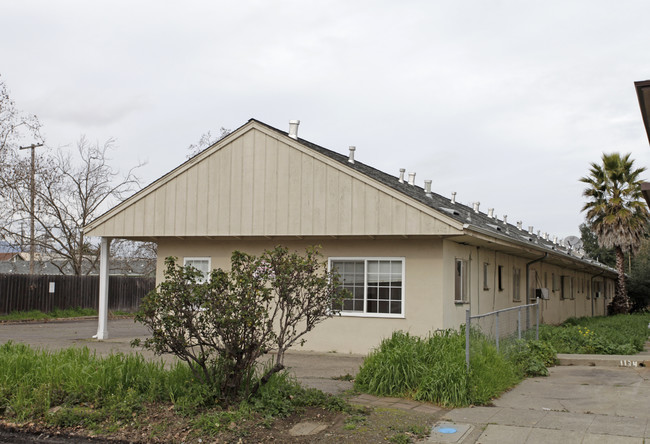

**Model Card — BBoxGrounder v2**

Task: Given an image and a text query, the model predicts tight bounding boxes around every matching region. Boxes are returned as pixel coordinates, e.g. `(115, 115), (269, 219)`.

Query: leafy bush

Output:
(134, 246), (346, 404)
(505, 340), (557, 377)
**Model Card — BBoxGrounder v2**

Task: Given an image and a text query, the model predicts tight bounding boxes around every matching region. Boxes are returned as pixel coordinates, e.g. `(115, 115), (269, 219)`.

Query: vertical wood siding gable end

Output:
(206, 153), (220, 235)
(312, 159), (327, 234)
(350, 179), (365, 234)
(174, 172), (187, 236)
(287, 148), (302, 234)
(195, 158), (210, 235)
(325, 166), (338, 235)
(240, 131), (255, 235)
(132, 198), (146, 237)
(364, 186), (379, 233)
(185, 165), (198, 235)
(152, 183), (165, 236)
(391, 197), (406, 234)
(263, 137), (278, 235)
(229, 138), (243, 235)
(300, 154), (314, 235)
(252, 131), (267, 235)
(275, 143), (290, 235)
(217, 147), (231, 234)
(338, 172), (352, 234)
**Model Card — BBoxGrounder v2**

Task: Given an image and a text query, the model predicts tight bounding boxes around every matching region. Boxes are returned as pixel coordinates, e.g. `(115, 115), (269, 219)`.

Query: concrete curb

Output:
(557, 353), (648, 368)
(0, 315), (134, 325)
(557, 342), (650, 367)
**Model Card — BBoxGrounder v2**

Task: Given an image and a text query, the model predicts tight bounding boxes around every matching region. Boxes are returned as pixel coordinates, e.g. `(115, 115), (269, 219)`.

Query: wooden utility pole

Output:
(18, 142), (43, 274)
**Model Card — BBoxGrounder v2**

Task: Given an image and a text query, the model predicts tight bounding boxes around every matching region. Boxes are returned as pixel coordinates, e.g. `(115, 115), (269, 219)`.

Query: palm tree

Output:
(580, 152), (649, 314)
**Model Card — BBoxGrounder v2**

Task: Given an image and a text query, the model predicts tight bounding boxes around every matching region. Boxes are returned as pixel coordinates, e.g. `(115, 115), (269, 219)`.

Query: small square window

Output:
(183, 257), (211, 283)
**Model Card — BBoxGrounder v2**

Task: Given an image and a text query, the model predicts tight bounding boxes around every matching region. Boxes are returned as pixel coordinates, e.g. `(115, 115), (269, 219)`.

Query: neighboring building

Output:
(85, 119), (617, 352)
(0, 252), (24, 262)
(634, 80), (650, 205)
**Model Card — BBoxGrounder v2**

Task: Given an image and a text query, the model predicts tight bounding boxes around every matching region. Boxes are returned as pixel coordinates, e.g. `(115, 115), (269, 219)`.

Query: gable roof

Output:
(85, 118), (614, 274)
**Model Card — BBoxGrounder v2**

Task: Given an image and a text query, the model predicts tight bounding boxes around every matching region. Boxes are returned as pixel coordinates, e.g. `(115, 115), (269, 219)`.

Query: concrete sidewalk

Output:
(433, 343), (650, 444)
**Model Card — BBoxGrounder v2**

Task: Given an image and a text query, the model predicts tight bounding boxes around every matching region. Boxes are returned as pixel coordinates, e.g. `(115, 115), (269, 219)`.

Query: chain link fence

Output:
(465, 302), (539, 369)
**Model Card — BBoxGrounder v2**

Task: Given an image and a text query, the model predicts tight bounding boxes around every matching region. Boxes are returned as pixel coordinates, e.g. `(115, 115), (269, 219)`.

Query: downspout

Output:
(590, 270), (605, 318)
(526, 253), (548, 303)
(476, 247), (480, 315)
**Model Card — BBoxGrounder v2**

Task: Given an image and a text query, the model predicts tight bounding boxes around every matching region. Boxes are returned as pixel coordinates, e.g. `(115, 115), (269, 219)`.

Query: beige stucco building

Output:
(85, 119), (617, 353)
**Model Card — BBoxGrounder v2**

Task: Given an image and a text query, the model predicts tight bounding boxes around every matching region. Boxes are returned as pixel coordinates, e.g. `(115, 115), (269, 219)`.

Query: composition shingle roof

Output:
(250, 118), (614, 273)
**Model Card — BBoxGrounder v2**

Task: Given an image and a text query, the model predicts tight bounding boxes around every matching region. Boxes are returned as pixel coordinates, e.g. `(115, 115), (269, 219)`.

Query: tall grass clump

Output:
(354, 330), (523, 407)
(0, 342), (203, 422)
(539, 313), (650, 355)
(0, 342), (350, 429)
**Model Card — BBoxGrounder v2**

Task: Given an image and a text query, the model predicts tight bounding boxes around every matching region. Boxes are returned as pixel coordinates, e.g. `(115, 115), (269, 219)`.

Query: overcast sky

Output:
(3, 1), (650, 239)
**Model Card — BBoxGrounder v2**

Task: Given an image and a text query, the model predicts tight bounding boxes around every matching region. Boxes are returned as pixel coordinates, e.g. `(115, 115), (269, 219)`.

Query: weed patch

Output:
(539, 314), (650, 354)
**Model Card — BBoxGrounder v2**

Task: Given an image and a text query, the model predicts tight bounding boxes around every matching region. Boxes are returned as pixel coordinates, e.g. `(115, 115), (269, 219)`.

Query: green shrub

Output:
(539, 314), (650, 355)
(355, 330), (524, 407)
(505, 340), (557, 377)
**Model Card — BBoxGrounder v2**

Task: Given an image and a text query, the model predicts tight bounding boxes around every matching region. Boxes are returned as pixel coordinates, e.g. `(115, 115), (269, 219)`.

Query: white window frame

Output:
(328, 257), (405, 318)
(183, 257), (211, 283)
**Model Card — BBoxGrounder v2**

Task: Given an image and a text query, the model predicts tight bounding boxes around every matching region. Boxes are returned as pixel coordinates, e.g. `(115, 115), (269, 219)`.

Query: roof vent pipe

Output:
(517, 221), (523, 230)
(451, 191), (456, 204)
(424, 180), (432, 197)
(288, 120), (300, 139)
(348, 146), (356, 164)
(488, 208), (494, 218)
(398, 168), (406, 183)
(473, 202), (480, 213)
(408, 172), (416, 185)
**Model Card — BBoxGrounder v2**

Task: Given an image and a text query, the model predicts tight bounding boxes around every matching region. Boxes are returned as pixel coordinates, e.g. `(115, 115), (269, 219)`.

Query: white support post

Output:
(94, 237), (111, 340)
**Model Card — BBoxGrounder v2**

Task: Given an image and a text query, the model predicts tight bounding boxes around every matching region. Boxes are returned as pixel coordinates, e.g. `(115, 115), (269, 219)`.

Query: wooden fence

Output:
(0, 274), (155, 315)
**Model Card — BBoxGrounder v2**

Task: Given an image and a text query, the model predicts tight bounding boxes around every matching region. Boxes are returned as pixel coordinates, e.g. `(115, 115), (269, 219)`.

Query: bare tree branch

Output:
(0, 136), (144, 275)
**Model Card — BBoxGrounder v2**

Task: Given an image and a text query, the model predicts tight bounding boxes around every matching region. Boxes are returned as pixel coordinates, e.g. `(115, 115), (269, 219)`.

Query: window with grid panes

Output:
(330, 258), (404, 316)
